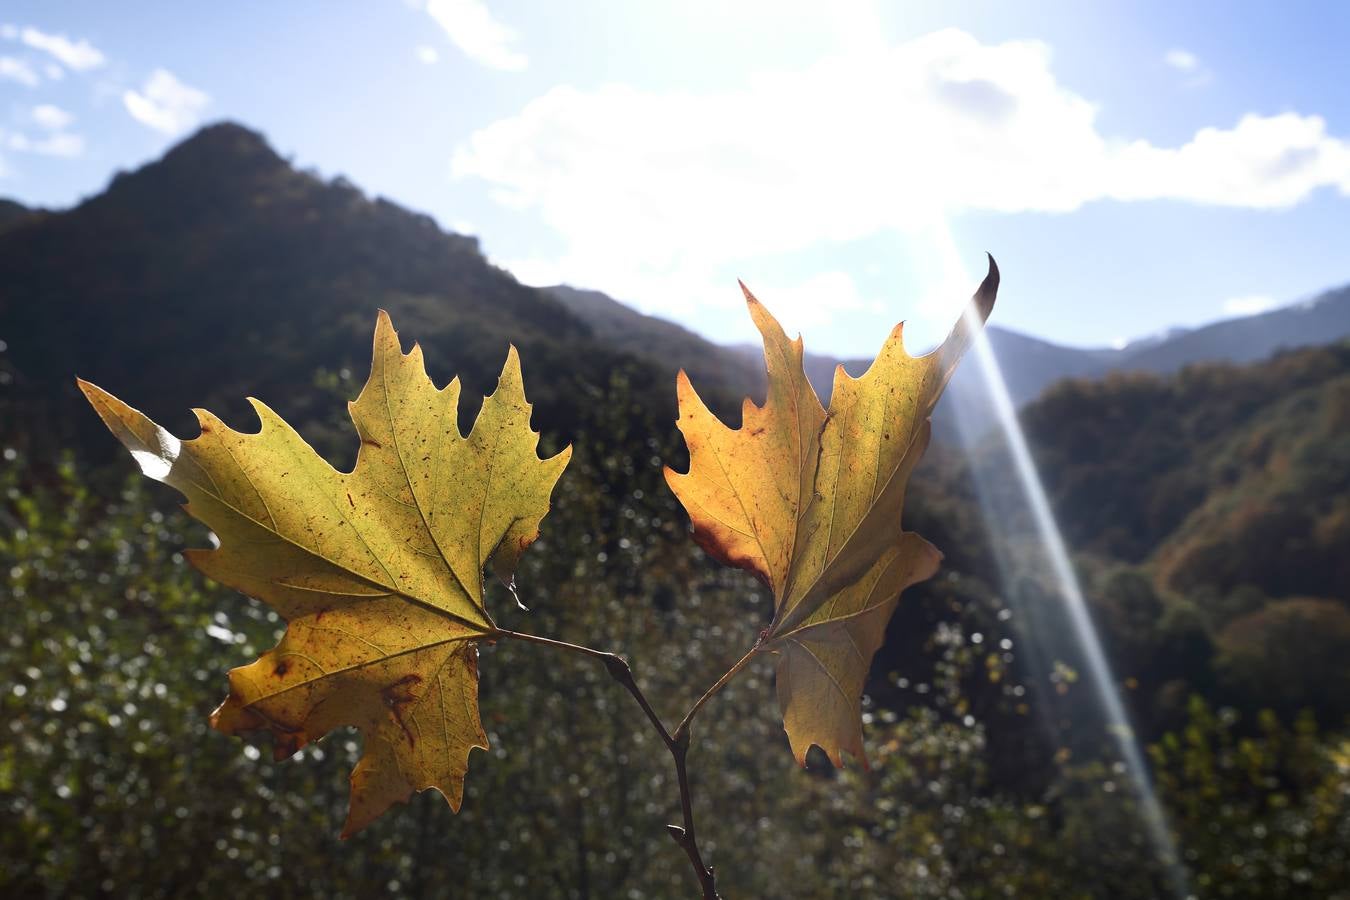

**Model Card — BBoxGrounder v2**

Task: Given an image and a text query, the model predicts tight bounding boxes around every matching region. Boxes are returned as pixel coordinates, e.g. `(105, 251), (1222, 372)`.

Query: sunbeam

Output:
(928, 223), (1194, 899)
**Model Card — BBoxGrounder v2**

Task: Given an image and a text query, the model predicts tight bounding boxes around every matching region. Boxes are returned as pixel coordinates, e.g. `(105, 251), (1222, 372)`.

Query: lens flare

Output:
(928, 222), (1192, 898)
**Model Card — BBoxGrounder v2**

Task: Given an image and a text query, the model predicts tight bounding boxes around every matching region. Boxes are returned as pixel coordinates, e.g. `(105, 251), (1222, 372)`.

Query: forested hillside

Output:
(0, 124), (736, 464)
(1004, 344), (1350, 723)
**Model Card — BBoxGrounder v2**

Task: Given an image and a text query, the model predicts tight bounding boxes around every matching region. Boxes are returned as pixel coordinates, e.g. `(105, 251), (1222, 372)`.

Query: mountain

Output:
(1004, 339), (1350, 580)
(757, 327), (1120, 445)
(0, 123), (712, 461)
(816, 288), (1350, 443)
(546, 284), (766, 407)
(928, 337), (1350, 727)
(1118, 284), (1350, 374)
(0, 199), (32, 233)
(5, 118), (1347, 462)
(545, 278), (1116, 443)
(542, 273), (1350, 452)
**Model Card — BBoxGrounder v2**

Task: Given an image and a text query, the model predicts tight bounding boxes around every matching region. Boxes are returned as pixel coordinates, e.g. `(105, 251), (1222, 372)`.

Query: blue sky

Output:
(2, 1), (1348, 356)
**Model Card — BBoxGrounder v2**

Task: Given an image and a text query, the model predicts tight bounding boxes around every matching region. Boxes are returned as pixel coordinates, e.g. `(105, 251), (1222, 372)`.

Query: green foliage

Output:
(951, 343), (1350, 740)
(1150, 698), (1350, 898)
(6, 440), (1346, 897)
(1015, 344), (1350, 582)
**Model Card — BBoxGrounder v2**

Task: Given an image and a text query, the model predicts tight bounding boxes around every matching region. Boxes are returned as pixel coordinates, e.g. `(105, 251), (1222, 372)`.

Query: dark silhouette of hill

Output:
(542, 278), (1112, 444)
(547, 284), (767, 404)
(0, 198), (32, 233)
(0, 123), (706, 460)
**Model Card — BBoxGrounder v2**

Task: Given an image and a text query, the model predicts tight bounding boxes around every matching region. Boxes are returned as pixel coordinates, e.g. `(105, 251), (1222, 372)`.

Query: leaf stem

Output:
(495, 628), (719, 898)
(672, 645), (761, 743)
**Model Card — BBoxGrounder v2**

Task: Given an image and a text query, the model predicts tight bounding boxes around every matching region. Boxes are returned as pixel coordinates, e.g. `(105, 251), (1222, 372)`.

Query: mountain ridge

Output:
(4, 119), (1347, 455)
(548, 274), (1350, 443)
(0, 122), (719, 461)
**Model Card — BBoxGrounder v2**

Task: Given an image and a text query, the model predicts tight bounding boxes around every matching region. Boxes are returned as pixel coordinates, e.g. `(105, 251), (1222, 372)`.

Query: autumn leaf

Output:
(79, 311), (570, 836)
(666, 256), (998, 766)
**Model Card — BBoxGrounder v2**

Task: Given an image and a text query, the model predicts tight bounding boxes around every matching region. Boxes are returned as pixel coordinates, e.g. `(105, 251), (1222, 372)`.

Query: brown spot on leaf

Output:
(691, 523), (771, 588)
(274, 660), (290, 677)
(383, 675), (423, 747)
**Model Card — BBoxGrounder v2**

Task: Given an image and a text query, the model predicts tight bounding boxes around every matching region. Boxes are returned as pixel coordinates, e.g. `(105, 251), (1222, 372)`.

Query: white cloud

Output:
(1222, 295), (1277, 316)
(1109, 113), (1350, 206)
(1164, 48), (1198, 71)
(415, 44), (440, 64)
(742, 270), (869, 332)
(6, 130), (84, 158)
(32, 104), (73, 131)
(0, 56), (39, 87)
(20, 26), (104, 71)
(453, 29), (1350, 327)
(1164, 47), (1212, 87)
(424, 0), (527, 71)
(123, 69), (210, 136)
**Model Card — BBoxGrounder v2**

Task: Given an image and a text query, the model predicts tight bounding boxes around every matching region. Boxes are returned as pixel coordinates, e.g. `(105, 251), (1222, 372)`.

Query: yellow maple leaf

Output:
(79, 311), (570, 836)
(666, 257), (998, 765)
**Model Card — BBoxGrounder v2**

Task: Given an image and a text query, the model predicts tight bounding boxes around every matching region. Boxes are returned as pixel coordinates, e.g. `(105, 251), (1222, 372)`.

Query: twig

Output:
(495, 628), (722, 898)
(673, 645), (761, 742)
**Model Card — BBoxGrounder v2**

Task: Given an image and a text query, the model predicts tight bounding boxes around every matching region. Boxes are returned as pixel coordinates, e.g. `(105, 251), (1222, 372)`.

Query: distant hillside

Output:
(549, 275), (1350, 451)
(546, 284), (766, 408)
(1118, 284), (1350, 373)
(0, 123), (703, 459)
(949, 339), (1350, 723)
(799, 286), (1350, 443)
(753, 327), (1118, 444)
(1009, 340), (1350, 597)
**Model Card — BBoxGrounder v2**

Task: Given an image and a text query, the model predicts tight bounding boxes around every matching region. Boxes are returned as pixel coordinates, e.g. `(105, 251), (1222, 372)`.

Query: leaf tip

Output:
(974, 253), (999, 324)
(75, 376), (111, 407)
(498, 344), (525, 390)
(372, 308), (401, 358)
(673, 368), (699, 411)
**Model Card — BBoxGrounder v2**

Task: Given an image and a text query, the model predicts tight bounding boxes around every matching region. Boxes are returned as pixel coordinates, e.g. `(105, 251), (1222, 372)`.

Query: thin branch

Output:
(495, 628), (720, 898)
(673, 645), (761, 743)
(493, 627), (614, 662)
